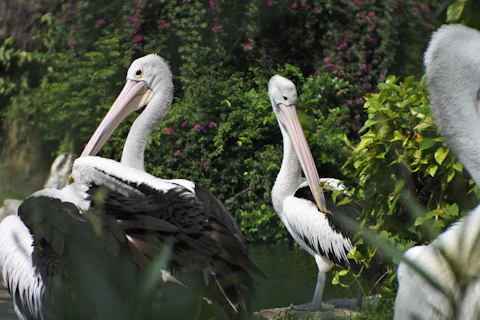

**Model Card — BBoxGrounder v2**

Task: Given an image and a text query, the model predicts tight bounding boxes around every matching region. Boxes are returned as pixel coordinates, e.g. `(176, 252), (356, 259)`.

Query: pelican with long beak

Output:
(0, 55), (263, 320)
(269, 75), (369, 311)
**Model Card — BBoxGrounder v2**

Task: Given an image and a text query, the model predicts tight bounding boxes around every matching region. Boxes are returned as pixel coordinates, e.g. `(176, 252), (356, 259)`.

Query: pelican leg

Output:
(291, 270), (325, 311)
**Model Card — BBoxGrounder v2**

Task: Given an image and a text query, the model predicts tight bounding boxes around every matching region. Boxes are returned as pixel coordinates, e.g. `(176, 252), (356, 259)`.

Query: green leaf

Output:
(394, 180), (405, 194)
(427, 164), (438, 177)
(419, 138), (436, 150)
(453, 162), (463, 172)
(446, 1), (467, 23)
(434, 147), (449, 165)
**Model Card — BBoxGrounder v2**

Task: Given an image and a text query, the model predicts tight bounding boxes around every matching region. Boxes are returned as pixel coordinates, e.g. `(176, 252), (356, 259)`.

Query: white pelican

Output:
(0, 55), (262, 319)
(268, 75), (374, 311)
(394, 24), (480, 320)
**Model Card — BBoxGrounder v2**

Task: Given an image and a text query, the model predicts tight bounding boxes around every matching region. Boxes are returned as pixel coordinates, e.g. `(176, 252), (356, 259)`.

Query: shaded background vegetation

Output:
(0, 0), (441, 243)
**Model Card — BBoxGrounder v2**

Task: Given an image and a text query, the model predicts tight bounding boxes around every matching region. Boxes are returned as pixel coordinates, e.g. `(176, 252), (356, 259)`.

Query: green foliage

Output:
(0, 0), (440, 243)
(437, 0), (480, 30)
(346, 75), (480, 259)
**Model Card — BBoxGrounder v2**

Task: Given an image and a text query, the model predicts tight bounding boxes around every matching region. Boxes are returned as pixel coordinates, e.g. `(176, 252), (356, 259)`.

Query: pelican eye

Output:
(282, 95), (288, 101)
(135, 68), (144, 78)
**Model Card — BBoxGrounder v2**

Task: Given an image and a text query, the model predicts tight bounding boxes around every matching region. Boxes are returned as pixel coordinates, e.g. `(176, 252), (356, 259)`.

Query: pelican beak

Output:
(276, 103), (328, 213)
(80, 80), (153, 157)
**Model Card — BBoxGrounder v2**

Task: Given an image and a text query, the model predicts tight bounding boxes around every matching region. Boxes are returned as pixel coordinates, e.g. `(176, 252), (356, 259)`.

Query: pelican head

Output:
(269, 75), (327, 213)
(81, 54), (173, 157)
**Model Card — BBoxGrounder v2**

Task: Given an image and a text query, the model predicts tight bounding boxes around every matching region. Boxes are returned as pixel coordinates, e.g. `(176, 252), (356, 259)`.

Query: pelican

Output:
(394, 24), (480, 320)
(268, 75), (374, 311)
(0, 55), (262, 319)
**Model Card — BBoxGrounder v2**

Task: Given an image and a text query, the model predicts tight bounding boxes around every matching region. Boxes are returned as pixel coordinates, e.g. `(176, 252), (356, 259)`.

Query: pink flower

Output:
(96, 19), (106, 25)
(71, 28), (76, 33)
(134, 34), (143, 44)
(245, 44), (253, 51)
(208, 122), (217, 128)
(165, 127), (174, 135)
(249, 38), (254, 43)
(267, 0), (273, 6)
(179, 139), (183, 144)
(185, 0), (191, 2)
(168, 156), (173, 160)
(367, 12), (375, 17)
(209, 0), (217, 6)
(323, 57), (330, 63)
(204, 161), (209, 167)
(292, 2), (297, 9)
(212, 25), (223, 33)
(163, 22), (171, 27)
(194, 124), (204, 131)
(174, 150), (180, 156)
(67, 41), (75, 50)
(79, 50), (84, 55)
(181, 120), (188, 127)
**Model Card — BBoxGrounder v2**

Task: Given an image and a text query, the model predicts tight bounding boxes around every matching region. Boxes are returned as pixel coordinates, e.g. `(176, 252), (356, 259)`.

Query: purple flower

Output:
(194, 124), (204, 131)
(96, 19), (106, 25)
(181, 120), (188, 127)
(292, 2), (297, 9)
(134, 34), (143, 44)
(165, 127), (174, 135)
(245, 44), (253, 51)
(208, 122), (217, 128)
(337, 43), (347, 51)
(174, 150), (180, 156)
(212, 25), (223, 33)
(203, 161), (209, 167)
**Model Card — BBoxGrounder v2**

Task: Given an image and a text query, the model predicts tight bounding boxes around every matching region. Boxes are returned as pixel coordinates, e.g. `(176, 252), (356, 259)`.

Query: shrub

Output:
(346, 75), (480, 257)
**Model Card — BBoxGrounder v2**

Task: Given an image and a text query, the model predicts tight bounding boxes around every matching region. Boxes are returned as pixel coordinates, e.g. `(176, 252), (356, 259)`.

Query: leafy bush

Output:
(346, 75), (480, 256)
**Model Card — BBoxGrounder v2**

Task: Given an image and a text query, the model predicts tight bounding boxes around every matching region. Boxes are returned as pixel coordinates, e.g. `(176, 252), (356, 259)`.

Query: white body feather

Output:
(395, 206), (480, 319)
(0, 215), (44, 319)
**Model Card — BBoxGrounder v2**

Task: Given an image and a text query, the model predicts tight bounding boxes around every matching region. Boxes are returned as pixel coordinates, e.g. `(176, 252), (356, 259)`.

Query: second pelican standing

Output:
(268, 75), (369, 311)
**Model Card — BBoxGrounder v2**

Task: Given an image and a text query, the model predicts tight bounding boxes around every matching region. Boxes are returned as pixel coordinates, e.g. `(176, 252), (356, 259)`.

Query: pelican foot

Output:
(290, 302), (323, 311)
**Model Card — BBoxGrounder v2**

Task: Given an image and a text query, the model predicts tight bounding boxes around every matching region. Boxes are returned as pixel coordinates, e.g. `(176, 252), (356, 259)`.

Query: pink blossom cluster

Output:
(211, 25), (223, 33)
(157, 19), (171, 27)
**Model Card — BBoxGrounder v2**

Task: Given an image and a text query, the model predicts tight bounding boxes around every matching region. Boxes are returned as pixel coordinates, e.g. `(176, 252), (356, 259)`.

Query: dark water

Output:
(249, 243), (356, 310)
(0, 244), (355, 319)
